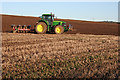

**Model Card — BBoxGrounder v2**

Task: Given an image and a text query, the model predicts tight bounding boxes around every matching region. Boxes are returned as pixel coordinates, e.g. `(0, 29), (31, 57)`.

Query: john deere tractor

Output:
(11, 13), (73, 34)
(35, 13), (72, 34)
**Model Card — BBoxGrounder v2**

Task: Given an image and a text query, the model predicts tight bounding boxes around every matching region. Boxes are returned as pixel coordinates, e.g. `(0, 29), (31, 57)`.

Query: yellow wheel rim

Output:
(56, 27), (61, 33)
(37, 24), (44, 32)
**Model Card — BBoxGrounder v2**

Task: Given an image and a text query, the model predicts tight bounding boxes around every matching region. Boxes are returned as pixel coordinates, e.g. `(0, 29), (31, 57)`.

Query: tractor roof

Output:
(42, 14), (53, 16)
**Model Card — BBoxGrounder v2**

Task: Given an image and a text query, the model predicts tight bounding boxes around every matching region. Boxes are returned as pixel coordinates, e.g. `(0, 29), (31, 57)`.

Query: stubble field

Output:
(2, 33), (118, 78)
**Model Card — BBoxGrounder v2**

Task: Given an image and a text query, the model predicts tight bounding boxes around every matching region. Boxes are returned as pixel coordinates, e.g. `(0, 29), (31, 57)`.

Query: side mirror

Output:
(39, 16), (42, 18)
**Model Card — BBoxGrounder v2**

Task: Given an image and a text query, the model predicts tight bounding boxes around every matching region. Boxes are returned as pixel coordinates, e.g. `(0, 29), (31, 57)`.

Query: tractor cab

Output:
(42, 14), (54, 26)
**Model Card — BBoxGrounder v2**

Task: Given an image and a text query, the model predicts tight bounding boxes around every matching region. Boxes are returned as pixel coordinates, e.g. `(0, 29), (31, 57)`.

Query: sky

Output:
(1, 2), (118, 22)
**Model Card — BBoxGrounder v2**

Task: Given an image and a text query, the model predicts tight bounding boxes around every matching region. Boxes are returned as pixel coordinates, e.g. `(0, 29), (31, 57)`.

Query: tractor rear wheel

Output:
(35, 22), (47, 34)
(55, 25), (64, 34)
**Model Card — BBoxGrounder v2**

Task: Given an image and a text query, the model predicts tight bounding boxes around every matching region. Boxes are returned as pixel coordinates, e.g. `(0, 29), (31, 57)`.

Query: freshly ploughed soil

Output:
(1, 14), (119, 36)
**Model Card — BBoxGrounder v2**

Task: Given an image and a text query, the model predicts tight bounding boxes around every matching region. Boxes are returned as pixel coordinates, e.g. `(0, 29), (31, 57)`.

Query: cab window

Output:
(43, 16), (51, 21)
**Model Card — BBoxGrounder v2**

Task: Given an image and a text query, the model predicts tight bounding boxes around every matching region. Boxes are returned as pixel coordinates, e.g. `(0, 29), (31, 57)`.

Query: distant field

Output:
(2, 33), (118, 78)
(2, 14), (118, 36)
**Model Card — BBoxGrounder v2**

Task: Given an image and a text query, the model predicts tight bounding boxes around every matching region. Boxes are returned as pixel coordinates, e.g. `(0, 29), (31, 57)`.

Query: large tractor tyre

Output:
(35, 22), (47, 34)
(55, 25), (64, 34)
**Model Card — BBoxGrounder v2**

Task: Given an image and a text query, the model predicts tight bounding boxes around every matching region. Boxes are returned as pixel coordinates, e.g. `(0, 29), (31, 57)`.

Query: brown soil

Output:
(1, 14), (119, 36)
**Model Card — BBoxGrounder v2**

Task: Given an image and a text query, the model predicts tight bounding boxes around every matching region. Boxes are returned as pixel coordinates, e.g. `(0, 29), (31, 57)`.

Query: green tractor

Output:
(11, 13), (73, 34)
(35, 13), (73, 34)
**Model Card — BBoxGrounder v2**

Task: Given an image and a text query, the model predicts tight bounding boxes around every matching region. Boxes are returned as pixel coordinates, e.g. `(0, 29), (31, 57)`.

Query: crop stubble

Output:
(2, 33), (118, 78)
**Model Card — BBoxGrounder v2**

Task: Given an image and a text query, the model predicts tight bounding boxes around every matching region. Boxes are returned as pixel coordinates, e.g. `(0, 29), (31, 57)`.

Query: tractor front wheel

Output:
(55, 25), (64, 34)
(35, 22), (47, 34)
